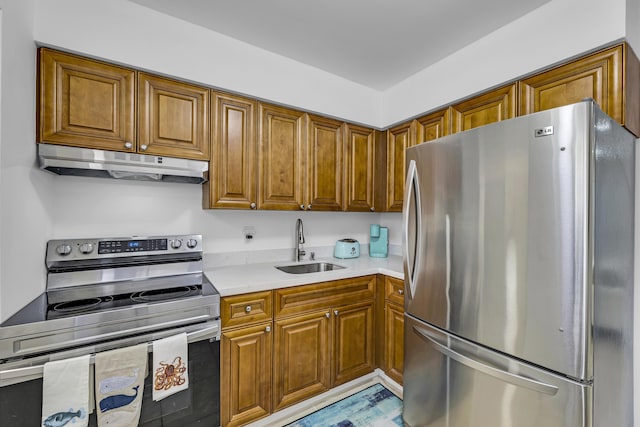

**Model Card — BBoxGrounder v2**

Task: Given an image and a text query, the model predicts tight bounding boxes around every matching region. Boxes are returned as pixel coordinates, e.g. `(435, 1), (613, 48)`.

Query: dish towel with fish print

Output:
(152, 333), (189, 401)
(41, 354), (90, 427)
(94, 343), (147, 427)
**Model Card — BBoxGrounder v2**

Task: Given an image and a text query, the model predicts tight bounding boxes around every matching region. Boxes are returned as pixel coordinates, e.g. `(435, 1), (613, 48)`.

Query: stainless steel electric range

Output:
(0, 234), (221, 426)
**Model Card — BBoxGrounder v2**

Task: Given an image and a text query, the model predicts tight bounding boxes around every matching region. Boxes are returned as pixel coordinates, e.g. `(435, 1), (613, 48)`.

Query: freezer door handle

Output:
(412, 325), (559, 396)
(403, 159), (421, 300)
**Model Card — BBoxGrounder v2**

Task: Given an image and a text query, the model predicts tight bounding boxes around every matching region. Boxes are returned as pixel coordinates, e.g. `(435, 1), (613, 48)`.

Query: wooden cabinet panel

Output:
(333, 302), (375, 386)
(385, 303), (404, 385)
(138, 73), (209, 160)
(344, 124), (376, 212)
(273, 310), (331, 411)
(386, 121), (414, 212)
(206, 92), (257, 209)
(307, 114), (344, 211)
(451, 84), (517, 133)
(414, 108), (450, 144)
(274, 276), (376, 318)
(221, 291), (273, 330)
(38, 48), (135, 152)
(258, 104), (306, 210)
(384, 276), (405, 306)
(520, 45), (619, 117)
(221, 322), (272, 427)
(519, 43), (640, 137)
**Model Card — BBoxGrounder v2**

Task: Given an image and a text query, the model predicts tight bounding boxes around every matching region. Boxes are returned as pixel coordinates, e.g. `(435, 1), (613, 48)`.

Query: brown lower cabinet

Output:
(220, 275), (379, 426)
(383, 276), (405, 385)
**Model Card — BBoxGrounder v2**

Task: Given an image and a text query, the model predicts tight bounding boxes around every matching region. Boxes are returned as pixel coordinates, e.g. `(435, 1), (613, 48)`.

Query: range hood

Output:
(38, 144), (208, 184)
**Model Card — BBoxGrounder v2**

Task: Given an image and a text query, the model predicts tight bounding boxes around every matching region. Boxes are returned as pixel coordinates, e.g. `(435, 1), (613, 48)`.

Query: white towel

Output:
(94, 343), (147, 427)
(42, 354), (90, 427)
(152, 333), (189, 401)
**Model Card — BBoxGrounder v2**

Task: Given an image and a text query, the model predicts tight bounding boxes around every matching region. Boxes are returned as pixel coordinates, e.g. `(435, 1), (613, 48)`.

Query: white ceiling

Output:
(131, 0), (550, 90)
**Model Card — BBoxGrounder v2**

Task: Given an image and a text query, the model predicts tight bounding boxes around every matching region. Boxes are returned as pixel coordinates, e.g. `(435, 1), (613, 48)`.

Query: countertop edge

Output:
(205, 256), (404, 297)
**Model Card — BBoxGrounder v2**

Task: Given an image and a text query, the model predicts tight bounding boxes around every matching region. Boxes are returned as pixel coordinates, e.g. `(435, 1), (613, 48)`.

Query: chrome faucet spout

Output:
(295, 218), (306, 261)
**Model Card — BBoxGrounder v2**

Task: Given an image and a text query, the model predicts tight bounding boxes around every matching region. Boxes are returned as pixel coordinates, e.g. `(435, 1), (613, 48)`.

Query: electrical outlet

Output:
(243, 226), (256, 242)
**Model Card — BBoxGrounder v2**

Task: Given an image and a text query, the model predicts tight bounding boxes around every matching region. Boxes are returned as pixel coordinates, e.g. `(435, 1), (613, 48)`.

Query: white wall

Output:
(47, 175), (388, 254)
(0, 0), (54, 322)
(382, 0), (627, 126)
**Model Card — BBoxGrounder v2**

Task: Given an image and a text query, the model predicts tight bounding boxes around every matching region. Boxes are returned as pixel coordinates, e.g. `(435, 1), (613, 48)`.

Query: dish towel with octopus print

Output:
(152, 333), (189, 401)
(94, 343), (147, 427)
(41, 354), (90, 427)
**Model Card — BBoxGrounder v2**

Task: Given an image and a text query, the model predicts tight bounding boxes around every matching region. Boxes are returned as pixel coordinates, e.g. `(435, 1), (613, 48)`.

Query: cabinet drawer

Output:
(385, 276), (405, 306)
(274, 276), (375, 318)
(221, 290), (273, 329)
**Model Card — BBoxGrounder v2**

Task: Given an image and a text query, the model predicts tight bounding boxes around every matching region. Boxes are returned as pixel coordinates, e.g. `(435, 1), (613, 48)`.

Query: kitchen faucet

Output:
(295, 218), (306, 261)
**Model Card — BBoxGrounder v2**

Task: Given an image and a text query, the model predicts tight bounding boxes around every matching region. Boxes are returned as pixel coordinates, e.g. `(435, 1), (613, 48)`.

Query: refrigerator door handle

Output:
(412, 325), (559, 396)
(403, 159), (421, 300)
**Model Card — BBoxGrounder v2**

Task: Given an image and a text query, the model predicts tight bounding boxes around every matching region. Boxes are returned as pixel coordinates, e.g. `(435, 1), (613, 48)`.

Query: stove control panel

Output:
(46, 234), (202, 263)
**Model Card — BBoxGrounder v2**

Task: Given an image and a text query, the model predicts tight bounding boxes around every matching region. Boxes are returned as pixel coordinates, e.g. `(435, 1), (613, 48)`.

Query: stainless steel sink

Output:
(276, 262), (345, 274)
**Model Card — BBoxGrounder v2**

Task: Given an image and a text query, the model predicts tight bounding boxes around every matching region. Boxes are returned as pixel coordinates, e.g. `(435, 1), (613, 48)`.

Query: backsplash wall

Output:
(48, 174), (402, 256)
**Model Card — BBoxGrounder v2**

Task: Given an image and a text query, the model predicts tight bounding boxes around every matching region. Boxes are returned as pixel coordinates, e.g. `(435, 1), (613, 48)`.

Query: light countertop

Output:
(205, 255), (403, 297)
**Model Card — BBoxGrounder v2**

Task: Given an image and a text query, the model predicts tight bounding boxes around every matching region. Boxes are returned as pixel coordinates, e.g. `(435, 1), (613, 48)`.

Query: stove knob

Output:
(186, 239), (198, 249)
(56, 244), (72, 256)
(171, 240), (182, 249)
(79, 243), (94, 254)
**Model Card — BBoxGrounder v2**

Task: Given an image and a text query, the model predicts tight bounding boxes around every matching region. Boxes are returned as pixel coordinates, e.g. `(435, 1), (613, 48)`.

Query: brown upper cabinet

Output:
(344, 124), (377, 212)
(519, 43), (640, 137)
(38, 48), (135, 152)
(258, 104), (307, 210)
(38, 48), (210, 160)
(306, 115), (344, 211)
(414, 108), (451, 144)
(206, 92), (258, 209)
(451, 83), (517, 133)
(385, 121), (415, 212)
(137, 72), (209, 160)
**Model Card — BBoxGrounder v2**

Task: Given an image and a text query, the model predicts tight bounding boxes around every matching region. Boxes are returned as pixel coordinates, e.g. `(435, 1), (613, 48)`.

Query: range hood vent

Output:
(38, 144), (208, 184)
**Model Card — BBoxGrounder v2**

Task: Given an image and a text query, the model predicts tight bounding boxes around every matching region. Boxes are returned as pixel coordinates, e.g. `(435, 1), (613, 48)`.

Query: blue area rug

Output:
(284, 383), (403, 427)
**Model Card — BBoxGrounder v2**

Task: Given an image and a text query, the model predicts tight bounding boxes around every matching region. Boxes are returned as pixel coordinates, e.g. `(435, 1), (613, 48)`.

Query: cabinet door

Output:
(385, 302), (404, 385)
(451, 84), (517, 133)
(138, 72), (209, 159)
(273, 310), (331, 411)
(258, 104), (306, 210)
(38, 48), (135, 152)
(386, 121), (414, 212)
(306, 114), (344, 211)
(344, 124), (376, 212)
(333, 301), (375, 386)
(207, 92), (257, 209)
(414, 108), (450, 144)
(520, 45), (624, 116)
(221, 322), (272, 427)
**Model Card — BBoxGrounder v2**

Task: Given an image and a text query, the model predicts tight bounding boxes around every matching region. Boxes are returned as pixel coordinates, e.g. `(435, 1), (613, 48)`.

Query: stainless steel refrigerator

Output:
(402, 100), (635, 427)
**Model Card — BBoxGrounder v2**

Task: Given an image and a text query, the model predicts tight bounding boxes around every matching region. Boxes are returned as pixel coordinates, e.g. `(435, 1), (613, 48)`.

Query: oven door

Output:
(0, 324), (220, 427)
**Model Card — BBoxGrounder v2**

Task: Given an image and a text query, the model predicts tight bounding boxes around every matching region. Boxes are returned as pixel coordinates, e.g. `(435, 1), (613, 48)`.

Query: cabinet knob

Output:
(300, 204), (305, 210)
(325, 312), (330, 318)
(250, 202), (256, 209)
(245, 305), (252, 313)
(334, 310), (339, 316)
(370, 207), (375, 212)
(265, 326), (271, 332)
(398, 289), (404, 295)
(140, 144), (148, 151)
(307, 204), (312, 210)
(124, 142), (133, 149)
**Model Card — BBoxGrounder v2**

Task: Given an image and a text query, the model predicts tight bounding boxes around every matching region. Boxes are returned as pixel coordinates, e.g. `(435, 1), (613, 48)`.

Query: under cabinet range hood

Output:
(37, 144), (208, 184)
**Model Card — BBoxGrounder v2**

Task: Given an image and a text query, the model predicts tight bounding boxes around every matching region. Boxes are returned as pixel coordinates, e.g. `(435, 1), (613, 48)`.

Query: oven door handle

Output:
(0, 322), (220, 386)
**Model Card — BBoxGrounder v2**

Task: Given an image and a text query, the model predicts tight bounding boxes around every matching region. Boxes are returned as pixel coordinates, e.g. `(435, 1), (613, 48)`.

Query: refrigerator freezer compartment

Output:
(403, 315), (592, 427)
